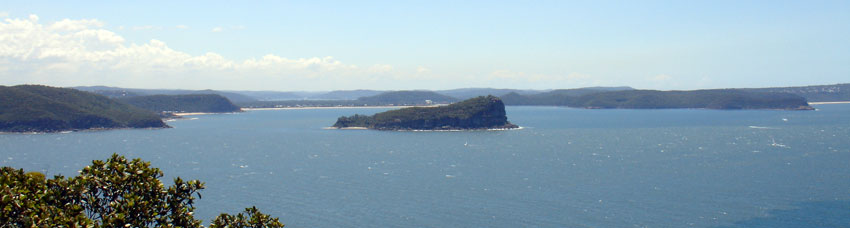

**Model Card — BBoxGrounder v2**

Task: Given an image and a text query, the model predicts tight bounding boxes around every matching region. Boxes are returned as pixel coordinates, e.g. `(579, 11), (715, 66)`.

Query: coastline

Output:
(809, 101), (850, 105)
(243, 105), (442, 111)
(324, 126), (524, 131)
(172, 111), (243, 116)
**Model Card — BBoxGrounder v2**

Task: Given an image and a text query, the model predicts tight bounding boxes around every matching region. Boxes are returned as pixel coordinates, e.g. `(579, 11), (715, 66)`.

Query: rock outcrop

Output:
(333, 95), (518, 130)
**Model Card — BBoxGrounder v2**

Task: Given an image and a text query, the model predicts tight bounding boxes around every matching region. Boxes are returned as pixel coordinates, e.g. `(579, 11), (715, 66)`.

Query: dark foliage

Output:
(1, 154), (283, 228)
(210, 207), (284, 228)
(333, 95), (518, 130)
(0, 85), (167, 132)
(501, 89), (814, 110)
(119, 94), (242, 113)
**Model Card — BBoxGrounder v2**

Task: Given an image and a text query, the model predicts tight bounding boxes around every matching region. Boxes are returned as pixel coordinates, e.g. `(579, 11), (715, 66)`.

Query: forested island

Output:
(119, 94), (242, 113)
(0, 85), (167, 133)
(501, 89), (814, 110)
(333, 96), (518, 130)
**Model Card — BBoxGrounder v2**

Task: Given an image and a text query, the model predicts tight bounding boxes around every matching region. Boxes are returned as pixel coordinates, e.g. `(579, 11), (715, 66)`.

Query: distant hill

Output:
(190, 90), (258, 103)
(356, 91), (458, 105)
(435, 88), (548, 100)
(333, 96), (518, 130)
(501, 86), (634, 106)
(742, 83), (850, 102)
(119, 94), (242, 113)
(0, 85), (167, 132)
(73, 86), (259, 103)
(503, 89), (813, 110)
(313, 90), (384, 100)
(229, 90), (305, 101)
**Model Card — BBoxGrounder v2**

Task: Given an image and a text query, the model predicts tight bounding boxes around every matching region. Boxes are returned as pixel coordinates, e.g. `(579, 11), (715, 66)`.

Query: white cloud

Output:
(0, 15), (399, 90)
(175, 25), (189, 30)
(230, 25), (245, 30)
(48, 18), (104, 31)
(0, 12), (9, 18)
(211, 27), (223, 32)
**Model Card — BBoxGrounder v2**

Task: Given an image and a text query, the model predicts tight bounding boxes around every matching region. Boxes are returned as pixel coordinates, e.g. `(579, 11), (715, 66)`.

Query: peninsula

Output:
(0, 85), (167, 133)
(332, 96), (518, 130)
(501, 89), (815, 110)
(118, 94), (242, 114)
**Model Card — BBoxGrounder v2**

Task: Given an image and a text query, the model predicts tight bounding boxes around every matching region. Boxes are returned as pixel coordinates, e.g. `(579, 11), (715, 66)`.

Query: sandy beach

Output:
(809, 101), (850, 105)
(173, 112), (219, 116)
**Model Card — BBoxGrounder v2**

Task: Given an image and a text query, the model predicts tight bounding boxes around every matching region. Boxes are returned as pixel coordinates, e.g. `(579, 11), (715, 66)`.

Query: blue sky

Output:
(1, 1), (848, 91)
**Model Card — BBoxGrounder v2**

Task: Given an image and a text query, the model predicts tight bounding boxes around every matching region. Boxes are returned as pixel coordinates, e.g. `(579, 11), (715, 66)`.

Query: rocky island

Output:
(0, 85), (167, 133)
(332, 95), (518, 130)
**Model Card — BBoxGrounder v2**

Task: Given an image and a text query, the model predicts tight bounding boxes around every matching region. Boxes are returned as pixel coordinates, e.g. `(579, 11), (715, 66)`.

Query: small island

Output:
(332, 95), (519, 130)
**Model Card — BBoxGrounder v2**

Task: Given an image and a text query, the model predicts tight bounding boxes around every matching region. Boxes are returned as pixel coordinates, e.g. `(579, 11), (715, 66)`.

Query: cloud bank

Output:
(0, 14), (598, 90)
(0, 15), (404, 90)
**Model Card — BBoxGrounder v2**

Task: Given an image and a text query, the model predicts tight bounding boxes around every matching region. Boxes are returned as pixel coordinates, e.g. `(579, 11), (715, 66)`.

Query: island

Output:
(0, 85), (167, 133)
(332, 95), (519, 130)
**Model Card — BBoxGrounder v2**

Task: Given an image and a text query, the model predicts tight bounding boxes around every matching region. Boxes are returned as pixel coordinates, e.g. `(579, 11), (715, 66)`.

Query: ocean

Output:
(2, 105), (850, 227)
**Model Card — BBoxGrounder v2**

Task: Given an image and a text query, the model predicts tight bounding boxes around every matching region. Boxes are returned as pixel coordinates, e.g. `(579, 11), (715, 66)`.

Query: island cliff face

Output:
(333, 95), (518, 130)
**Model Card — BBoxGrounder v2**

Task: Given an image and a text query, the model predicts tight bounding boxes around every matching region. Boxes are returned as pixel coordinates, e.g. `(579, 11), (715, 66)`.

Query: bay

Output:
(2, 105), (850, 227)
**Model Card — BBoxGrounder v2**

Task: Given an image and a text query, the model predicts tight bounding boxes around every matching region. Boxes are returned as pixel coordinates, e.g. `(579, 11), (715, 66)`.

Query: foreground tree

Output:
(210, 207), (284, 228)
(0, 154), (283, 227)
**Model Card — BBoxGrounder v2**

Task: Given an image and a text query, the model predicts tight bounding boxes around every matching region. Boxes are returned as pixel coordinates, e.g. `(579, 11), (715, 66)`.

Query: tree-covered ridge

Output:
(333, 95), (518, 130)
(502, 89), (814, 110)
(0, 85), (167, 132)
(742, 83), (850, 102)
(0, 154), (283, 227)
(119, 94), (242, 113)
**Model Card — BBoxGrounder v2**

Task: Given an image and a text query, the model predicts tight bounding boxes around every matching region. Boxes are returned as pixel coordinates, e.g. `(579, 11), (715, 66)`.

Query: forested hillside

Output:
(0, 85), (166, 132)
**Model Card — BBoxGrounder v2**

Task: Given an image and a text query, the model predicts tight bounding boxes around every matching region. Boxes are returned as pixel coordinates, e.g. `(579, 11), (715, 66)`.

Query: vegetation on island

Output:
(501, 89), (814, 110)
(0, 154), (283, 228)
(333, 95), (518, 130)
(0, 85), (167, 133)
(119, 94), (242, 113)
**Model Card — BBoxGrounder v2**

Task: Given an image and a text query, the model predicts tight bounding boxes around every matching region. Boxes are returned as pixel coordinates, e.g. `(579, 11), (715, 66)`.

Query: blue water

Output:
(2, 105), (850, 227)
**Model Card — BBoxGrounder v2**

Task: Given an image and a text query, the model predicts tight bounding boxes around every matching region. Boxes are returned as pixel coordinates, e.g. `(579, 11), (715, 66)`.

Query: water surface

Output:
(2, 105), (849, 227)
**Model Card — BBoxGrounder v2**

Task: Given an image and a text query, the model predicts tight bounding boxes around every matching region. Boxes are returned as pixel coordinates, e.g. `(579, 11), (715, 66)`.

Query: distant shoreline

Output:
(243, 105), (442, 111)
(809, 101), (850, 105)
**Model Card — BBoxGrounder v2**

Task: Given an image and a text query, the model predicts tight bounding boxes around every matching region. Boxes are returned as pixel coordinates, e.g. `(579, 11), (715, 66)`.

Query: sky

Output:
(1, 1), (848, 91)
